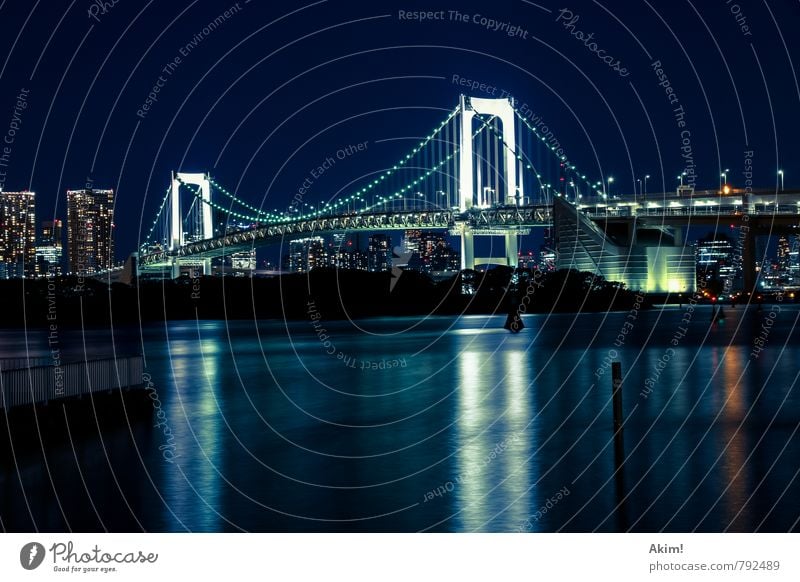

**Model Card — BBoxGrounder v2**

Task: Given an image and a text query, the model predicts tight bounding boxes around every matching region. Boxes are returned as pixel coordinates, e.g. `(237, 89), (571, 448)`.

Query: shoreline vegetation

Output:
(0, 267), (649, 327)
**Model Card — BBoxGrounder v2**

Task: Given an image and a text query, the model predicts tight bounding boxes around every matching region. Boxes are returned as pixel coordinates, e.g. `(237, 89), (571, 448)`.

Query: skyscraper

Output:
(402, 229), (459, 274)
(36, 219), (63, 276)
(403, 230), (421, 255)
(775, 234), (799, 288)
(367, 234), (392, 272)
(286, 237), (326, 272)
(67, 189), (115, 274)
(0, 190), (36, 278)
(696, 233), (736, 293)
(41, 219), (63, 245)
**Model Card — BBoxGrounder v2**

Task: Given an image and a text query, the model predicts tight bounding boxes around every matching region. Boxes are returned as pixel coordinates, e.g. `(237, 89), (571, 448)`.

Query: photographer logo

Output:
(20, 542), (46, 570)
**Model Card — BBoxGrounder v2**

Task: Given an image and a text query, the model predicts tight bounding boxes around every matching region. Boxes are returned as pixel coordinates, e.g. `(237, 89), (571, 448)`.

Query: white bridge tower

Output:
(456, 95), (522, 270)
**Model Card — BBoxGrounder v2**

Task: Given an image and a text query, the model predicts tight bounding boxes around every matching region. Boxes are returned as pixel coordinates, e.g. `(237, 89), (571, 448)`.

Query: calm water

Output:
(2, 306), (799, 532)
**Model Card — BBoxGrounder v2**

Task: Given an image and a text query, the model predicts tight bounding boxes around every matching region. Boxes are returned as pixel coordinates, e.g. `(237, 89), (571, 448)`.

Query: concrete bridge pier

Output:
(460, 226), (475, 270)
(505, 232), (519, 269)
(742, 226), (757, 295)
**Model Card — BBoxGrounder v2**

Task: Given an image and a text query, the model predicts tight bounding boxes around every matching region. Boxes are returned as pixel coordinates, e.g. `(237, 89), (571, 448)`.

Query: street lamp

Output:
(778, 169), (784, 192)
(436, 190), (449, 209)
(636, 178), (642, 198)
(721, 168), (729, 190)
(644, 175), (650, 199)
(606, 176), (614, 199)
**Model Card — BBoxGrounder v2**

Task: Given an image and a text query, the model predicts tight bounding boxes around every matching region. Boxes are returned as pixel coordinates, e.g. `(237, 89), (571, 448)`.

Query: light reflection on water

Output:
(1, 306), (799, 532)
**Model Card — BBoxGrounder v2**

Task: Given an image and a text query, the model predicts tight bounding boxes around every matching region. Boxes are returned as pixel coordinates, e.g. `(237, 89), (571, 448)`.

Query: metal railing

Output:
(0, 355), (145, 409)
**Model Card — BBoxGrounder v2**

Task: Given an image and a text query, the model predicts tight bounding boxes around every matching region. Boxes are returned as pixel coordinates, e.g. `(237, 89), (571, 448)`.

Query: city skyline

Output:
(1, 0), (800, 548)
(1, 1), (798, 262)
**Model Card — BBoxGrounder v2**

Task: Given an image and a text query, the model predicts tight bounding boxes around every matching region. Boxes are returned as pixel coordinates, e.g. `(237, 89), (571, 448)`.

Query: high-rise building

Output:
(773, 234), (799, 288)
(0, 190), (36, 278)
(696, 234), (736, 292)
(209, 249), (257, 276)
(41, 219), (63, 246)
(367, 234), (392, 272)
(36, 219), (63, 276)
(67, 189), (115, 274)
(230, 250), (256, 272)
(403, 229), (459, 273)
(403, 230), (421, 255)
(318, 234), (370, 271)
(286, 237), (326, 272)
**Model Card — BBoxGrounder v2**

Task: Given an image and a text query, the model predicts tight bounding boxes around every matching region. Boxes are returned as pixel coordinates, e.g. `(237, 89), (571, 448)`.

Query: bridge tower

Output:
(457, 95), (521, 270)
(170, 172), (214, 277)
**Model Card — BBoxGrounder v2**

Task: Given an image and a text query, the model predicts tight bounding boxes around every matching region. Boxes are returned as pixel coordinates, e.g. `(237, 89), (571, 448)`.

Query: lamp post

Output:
(778, 169), (784, 192)
(721, 168), (729, 190)
(606, 176), (614, 199)
(436, 190), (449, 210)
(644, 174), (650, 199)
(637, 178), (642, 198)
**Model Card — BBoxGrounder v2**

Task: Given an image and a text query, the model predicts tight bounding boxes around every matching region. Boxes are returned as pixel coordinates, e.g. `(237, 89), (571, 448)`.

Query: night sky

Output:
(1, 0), (798, 260)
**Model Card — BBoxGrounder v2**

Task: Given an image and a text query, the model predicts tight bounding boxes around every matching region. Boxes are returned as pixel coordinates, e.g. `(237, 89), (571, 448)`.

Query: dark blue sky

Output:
(1, 0), (798, 259)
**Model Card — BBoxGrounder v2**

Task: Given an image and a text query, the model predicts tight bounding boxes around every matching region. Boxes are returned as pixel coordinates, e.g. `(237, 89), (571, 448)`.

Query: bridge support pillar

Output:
(171, 258), (181, 279)
(742, 224), (756, 295)
(460, 226), (475, 270)
(505, 232), (519, 269)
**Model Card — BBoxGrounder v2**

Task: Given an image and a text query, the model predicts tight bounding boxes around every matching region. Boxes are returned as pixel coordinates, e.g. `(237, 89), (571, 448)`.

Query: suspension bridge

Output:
(132, 95), (800, 293)
(136, 95), (584, 277)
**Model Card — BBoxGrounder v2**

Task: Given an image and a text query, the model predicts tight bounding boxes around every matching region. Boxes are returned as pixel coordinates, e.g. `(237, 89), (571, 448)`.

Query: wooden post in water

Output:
(611, 361), (628, 530)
